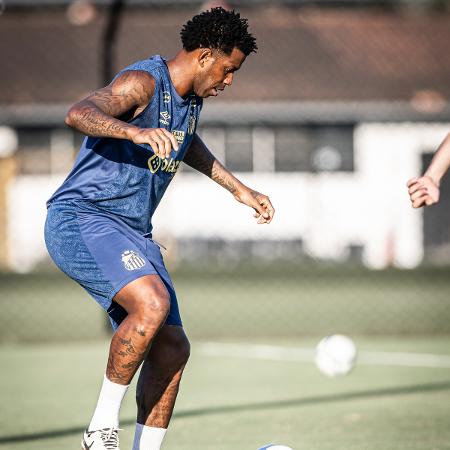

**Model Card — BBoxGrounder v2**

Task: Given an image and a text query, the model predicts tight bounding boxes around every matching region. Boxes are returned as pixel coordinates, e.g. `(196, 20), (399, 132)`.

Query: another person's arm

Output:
(183, 133), (275, 224)
(407, 133), (450, 208)
(64, 70), (178, 159)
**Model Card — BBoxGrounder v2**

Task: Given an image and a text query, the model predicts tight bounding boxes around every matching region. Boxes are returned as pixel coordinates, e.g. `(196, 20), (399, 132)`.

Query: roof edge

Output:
(1, 101), (449, 127)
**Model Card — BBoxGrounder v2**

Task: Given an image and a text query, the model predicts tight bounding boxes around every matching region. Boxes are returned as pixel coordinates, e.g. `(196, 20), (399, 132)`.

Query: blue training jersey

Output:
(48, 55), (203, 235)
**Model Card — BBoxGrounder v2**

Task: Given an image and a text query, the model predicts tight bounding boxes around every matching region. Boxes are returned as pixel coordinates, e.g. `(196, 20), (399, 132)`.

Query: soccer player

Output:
(407, 133), (450, 207)
(44, 7), (274, 450)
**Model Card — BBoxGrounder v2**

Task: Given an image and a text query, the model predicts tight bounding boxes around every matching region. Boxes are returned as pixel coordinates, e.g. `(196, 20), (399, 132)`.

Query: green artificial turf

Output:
(0, 336), (449, 450)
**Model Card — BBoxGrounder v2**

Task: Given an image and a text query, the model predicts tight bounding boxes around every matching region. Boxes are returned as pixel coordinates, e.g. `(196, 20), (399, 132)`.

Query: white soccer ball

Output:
(258, 446), (294, 450)
(315, 335), (357, 377)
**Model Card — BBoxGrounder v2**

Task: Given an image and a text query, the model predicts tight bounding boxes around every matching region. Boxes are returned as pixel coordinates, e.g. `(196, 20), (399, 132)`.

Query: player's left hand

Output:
(234, 188), (275, 224)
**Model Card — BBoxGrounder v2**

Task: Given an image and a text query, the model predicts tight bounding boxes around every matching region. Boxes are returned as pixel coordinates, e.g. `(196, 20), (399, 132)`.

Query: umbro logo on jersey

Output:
(159, 111), (170, 125)
(121, 250), (146, 271)
(187, 99), (197, 134)
(163, 91), (171, 103)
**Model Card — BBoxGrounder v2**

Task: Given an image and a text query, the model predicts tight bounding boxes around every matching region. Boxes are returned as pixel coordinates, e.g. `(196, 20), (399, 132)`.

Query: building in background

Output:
(1, 0), (450, 271)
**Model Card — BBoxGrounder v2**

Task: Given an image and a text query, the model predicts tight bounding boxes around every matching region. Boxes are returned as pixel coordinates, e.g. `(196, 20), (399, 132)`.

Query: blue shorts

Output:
(44, 200), (182, 330)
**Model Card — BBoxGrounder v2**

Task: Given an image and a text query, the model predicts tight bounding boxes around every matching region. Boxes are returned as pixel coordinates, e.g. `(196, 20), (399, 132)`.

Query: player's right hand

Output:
(234, 188), (275, 224)
(130, 127), (179, 159)
(406, 175), (440, 208)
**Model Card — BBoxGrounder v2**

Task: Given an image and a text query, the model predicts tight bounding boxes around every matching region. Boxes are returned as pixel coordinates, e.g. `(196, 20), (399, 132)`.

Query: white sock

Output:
(88, 375), (129, 431)
(132, 424), (167, 450)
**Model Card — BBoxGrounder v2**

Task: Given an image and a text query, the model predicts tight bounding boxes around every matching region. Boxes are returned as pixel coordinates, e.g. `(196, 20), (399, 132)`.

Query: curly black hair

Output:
(180, 7), (257, 56)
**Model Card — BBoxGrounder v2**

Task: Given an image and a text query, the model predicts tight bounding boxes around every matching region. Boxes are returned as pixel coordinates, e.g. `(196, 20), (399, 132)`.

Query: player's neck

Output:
(166, 50), (196, 99)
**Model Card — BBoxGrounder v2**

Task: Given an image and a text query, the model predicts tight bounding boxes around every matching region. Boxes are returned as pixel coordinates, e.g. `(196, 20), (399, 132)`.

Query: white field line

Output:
(197, 342), (450, 369)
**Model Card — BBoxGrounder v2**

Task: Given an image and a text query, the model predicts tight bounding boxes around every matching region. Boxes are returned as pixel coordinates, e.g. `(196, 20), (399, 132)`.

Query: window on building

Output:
(274, 125), (354, 172)
(310, 125), (354, 172)
(225, 127), (253, 172)
(190, 126), (254, 173)
(17, 128), (52, 175)
(181, 124), (353, 174)
(274, 126), (313, 172)
(16, 127), (76, 175)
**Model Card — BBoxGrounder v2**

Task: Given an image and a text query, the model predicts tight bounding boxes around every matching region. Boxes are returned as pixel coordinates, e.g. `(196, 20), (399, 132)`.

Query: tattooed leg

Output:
(107, 274), (171, 385)
(86, 275), (170, 433)
(135, 325), (190, 428)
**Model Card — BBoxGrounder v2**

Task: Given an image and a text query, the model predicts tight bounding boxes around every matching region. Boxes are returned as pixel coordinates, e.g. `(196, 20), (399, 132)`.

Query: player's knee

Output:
(135, 285), (170, 326)
(172, 333), (190, 366)
(143, 295), (170, 325)
(162, 332), (191, 369)
(149, 330), (191, 371)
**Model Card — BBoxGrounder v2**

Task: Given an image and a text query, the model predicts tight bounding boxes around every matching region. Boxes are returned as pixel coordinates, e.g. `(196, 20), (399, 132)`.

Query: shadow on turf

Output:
(2, 381), (450, 444)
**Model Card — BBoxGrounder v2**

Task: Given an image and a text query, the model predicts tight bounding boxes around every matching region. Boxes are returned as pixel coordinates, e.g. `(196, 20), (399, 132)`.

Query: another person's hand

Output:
(130, 127), (179, 159)
(234, 188), (275, 224)
(406, 175), (440, 208)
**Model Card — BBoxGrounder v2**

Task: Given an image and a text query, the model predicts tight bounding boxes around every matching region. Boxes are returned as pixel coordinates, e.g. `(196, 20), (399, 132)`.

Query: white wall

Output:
(7, 123), (449, 272)
(7, 175), (65, 272)
(354, 123), (448, 268)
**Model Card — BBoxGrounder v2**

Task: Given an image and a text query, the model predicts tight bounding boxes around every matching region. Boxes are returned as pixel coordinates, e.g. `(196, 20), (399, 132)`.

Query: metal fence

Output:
(2, 264), (450, 342)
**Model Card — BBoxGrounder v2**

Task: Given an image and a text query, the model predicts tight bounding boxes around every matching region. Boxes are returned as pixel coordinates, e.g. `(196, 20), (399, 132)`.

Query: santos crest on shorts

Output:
(47, 55), (203, 235)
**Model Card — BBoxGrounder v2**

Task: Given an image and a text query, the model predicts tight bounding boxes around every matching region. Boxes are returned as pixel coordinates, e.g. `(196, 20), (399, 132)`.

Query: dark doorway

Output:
(422, 152), (450, 263)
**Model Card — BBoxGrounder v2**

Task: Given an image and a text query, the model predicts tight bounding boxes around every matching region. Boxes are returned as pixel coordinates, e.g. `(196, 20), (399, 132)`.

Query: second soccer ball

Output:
(258, 446), (294, 450)
(315, 334), (357, 377)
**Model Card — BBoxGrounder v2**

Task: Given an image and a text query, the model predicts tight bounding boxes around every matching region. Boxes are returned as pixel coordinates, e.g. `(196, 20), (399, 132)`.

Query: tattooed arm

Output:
(64, 70), (178, 158)
(184, 133), (275, 224)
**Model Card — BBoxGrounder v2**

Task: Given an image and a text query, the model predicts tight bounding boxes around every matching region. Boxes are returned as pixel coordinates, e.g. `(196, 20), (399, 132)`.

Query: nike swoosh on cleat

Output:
(82, 439), (94, 450)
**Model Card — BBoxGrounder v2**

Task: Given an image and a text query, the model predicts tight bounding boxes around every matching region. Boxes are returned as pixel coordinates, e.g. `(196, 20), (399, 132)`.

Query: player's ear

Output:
(198, 48), (213, 68)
